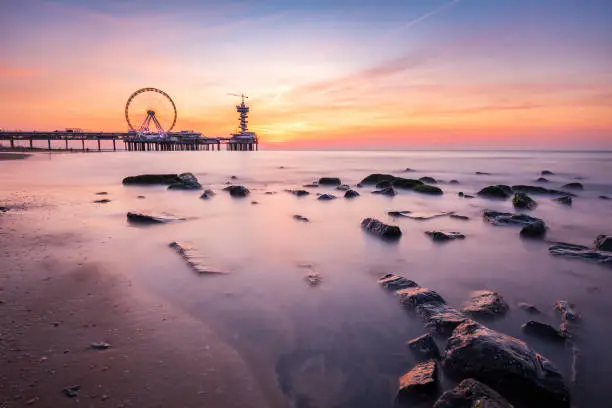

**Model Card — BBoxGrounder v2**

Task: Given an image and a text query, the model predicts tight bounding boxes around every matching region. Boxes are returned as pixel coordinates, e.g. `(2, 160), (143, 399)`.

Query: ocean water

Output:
(2, 150), (612, 408)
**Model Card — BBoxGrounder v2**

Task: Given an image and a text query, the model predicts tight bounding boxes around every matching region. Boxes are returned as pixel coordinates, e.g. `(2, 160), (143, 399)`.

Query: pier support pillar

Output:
(113, 139), (116, 151)
(97, 139), (101, 152)
(81, 138), (85, 151)
(10, 137), (14, 149)
(48, 138), (51, 151)
(31, 139), (34, 150)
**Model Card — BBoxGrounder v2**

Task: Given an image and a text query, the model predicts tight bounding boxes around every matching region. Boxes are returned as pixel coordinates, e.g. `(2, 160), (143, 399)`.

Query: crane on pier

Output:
(227, 93), (248, 104)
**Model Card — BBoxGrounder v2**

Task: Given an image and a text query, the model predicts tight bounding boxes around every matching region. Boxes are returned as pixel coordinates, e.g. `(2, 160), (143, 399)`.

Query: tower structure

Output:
(227, 93), (258, 143)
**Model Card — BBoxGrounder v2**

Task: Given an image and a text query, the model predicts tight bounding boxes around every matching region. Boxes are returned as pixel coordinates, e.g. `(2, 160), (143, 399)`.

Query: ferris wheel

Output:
(125, 88), (177, 137)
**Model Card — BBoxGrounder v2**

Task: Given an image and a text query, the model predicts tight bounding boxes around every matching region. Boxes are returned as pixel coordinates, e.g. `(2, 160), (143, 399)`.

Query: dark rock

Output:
(599, 195), (610, 200)
(126, 212), (173, 224)
(90, 342), (111, 350)
(0, 206), (10, 212)
(419, 176), (437, 184)
(417, 303), (467, 335)
(518, 302), (540, 314)
(94, 199), (111, 204)
(404, 168), (415, 172)
(425, 231), (465, 242)
(62, 385), (81, 398)
(475, 171), (491, 175)
(483, 210), (543, 226)
(375, 180), (392, 189)
(389, 211), (452, 220)
(223, 185), (250, 197)
(397, 287), (445, 309)
(122, 174), (182, 185)
(449, 180), (459, 184)
(549, 242), (612, 265)
(434, 378), (513, 408)
(397, 360), (438, 399)
(536, 177), (549, 183)
(541, 170), (554, 175)
(554, 195), (572, 206)
(477, 185), (510, 199)
(462, 290), (509, 317)
(305, 271), (321, 286)
(251, 201), (258, 205)
(513, 192), (537, 209)
(442, 320), (570, 408)
(336, 184), (351, 191)
(595, 235), (612, 251)
(458, 192), (474, 199)
(522, 320), (566, 341)
(378, 274), (419, 291)
(407, 334), (440, 361)
(520, 220), (546, 238)
(264, 191), (277, 195)
(555, 300), (579, 322)
(303, 183), (319, 188)
(360, 174), (396, 185)
(512, 184), (575, 196)
(318, 177), (341, 185)
(200, 189), (215, 199)
(562, 182), (583, 190)
(230, 175), (238, 180)
(169, 241), (227, 274)
(449, 214), (470, 220)
(95, 191), (108, 195)
(137, 195), (145, 199)
(388, 210), (409, 217)
(372, 187), (397, 196)
(317, 193), (336, 200)
(168, 173), (202, 190)
(286, 189), (310, 197)
(344, 189), (360, 198)
(413, 184), (443, 195)
(361, 218), (401, 240)
(392, 177), (424, 190)
(293, 214), (309, 222)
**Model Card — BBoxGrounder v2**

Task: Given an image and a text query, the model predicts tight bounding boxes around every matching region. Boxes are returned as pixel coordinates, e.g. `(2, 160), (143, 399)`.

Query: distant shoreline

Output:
(0, 152), (31, 161)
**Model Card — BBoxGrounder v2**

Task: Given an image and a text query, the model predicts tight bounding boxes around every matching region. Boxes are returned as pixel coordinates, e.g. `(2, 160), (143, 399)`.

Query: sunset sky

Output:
(1, 0), (611, 149)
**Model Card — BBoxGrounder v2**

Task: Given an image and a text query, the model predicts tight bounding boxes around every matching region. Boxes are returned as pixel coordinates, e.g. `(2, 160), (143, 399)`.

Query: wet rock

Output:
(137, 195), (145, 199)
(90, 342), (111, 350)
(361, 218), (401, 240)
(419, 176), (437, 184)
(0, 206), (10, 212)
(305, 271), (321, 286)
(442, 320), (570, 408)
(458, 192), (474, 199)
(360, 174), (396, 185)
(434, 378), (513, 408)
(95, 191), (108, 195)
(122, 174), (182, 185)
(264, 191), (277, 195)
(477, 185), (510, 199)
(200, 189), (215, 199)
(230, 175), (238, 180)
(562, 182), (583, 190)
(388, 210), (453, 220)
(378, 274), (419, 291)
(375, 180), (392, 189)
(169, 241), (227, 274)
(318, 177), (341, 186)
(126, 212), (175, 224)
(599, 195), (610, 200)
(555, 300), (579, 322)
(522, 321), (566, 341)
(93, 199), (111, 204)
(549, 242), (612, 265)
(518, 302), (540, 314)
(168, 173), (202, 190)
(293, 214), (309, 222)
(462, 291), (509, 317)
(336, 184), (351, 191)
(286, 189), (310, 197)
(512, 185), (574, 196)
(397, 360), (438, 399)
(425, 231), (465, 242)
(404, 168), (415, 172)
(407, 334), (440, 361)
(223, 185), (250, 197)
(520, 220), (546, 239)
(475, 171), (491, 175)
(417, 303), (467, 335)
(483, 210), (543, 226)
(393, 178), (424, 190)
(62, 385), (80, 398)
(595, 235), (612, 251)
(251, 201), (259, 205)
(536, 177), (549, 183)
(372, 187), (397, 196)
(541, 170), (554, 175)
(303, 183), (319, 188)
(449, 214), (470, 220)
(317, 193), (336, 200)
(449, 180), (460, 184)
(413, 184), (443, 195)
(344, 189), (360, 198)
(512, 192), (537, 209)
(554, 195), (572, 206)
(397, 287), (445, 309)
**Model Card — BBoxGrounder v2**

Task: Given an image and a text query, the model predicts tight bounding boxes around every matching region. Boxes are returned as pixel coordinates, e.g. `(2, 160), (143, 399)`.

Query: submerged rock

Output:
(404, 168), (415, 172)
(599, 195), (610, 200)
(303, 183), (319, 188)
(555, 300), (579, 322)
(434, 378), (513, 408)
(513, 192), (537, 209)
(200, 189), (215, 199)
(536, 177), (550, 183)
(336, 184), (351, 191)
(317, 193), (337, 200)
(361, 218), (401, 240)
(223, 185), (250, 197)
(293, 214), (309, 222)
(94, 199), (111, 204)
(388, 210), (453, 220)
(392, 177), (424, 190)
(126, 212), (176, 224)
(62, 385), (81, 398)
(483, 210), (543, 226)
(318, 177), (341, 185)
(442, 320), (570, 408)
(95, 191), (108, 195)
(305, 271), (321, 286)
(378, 274), (419, 291)
(286, 189), (310, 197)
(562, 182), (583, 190)
(168, 173), (202, 190)
(122, 174), (182, 185)
(522, 320), (566, 341)
(541, 170), (554, 175)
(518, 302), (540, 314)
(477, 185), (510, 199)
(520, 220), (546, 239)
(595, 235), (612, 251)
(397, 287), (445, 309)
(0, 206), (9, 212)
(372, 187), (397, 196)
(407, 334), (440, 361)
(554, 195), (572, 206)
(449, 179), (460, 184)
(449, 214), (470, 220)
(475, 171), (491, 175)
(457, 192), (474, 199)
(462, 290), (509, 317)
(425, 231), (465, 242)
(548, 242), (612, 265)
(413, 184), (443, 195)
(344, 189), (360, 198)
(417, 303), (467, 335)
(360, 173), (396, 185)
(169, 241), (227, 274)
(90, 342), (111, 350)
(419, 176), (437, 184)
(397, 360), (438, 399)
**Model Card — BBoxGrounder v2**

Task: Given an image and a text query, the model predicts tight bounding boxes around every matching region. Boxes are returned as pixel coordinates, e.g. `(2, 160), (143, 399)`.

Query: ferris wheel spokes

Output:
(137, 110), (167, 137)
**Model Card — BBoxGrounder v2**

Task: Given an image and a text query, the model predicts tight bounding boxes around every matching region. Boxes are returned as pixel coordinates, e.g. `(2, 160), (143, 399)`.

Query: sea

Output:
(2, 149), (612, 407)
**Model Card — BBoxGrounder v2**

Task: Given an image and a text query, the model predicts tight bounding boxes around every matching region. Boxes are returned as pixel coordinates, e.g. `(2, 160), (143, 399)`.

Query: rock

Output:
(462, 291), (509, 317)
(361, 218), (401, 240)
(562, 182), (583, 190)
(303, 183), (319, 188)
(397, 360), (438, 399)
(0, 206), (9, 212)
(483, 210), (543, 226)
(512, 192), (537, 209)
(449, 180), (460, 184)
(230, 175), (238, 180)
(442, 320), (570, 408)
(536, 177), (549, 183)
(477, 185), (510, 199)
(344, 189), (360, 198)
(137, 195), (145, 199)
(404, 168), (415, 172)
(95, 191), (108, 195)
(419, 176), (437, 184)
(375, 180), (392, 189)
(223, 185), (250, 197)
(549, 242), (612, 265)
(126, 212), (175, 224)
(475, 171), (491, 175)
(169, 241), (228, 274)
(541, 170), (554, 175)
(555, 300), (579, 322)
(122, 174), (182, 185)
(554, 195), (572, 206)
(318, 177), (341, 185)
(512, 185), (576, 196)
(518, 302), (540, 314)
(599, 195), (610, 200)
(317, 193), (336, 200)
(413, 184), (443, 195)
(378, 274), (419, 290)
(360, 174), (396, 185)
(168, 173), (202, 190)
(434, 378), (513, 408)
(425, 231), (465, 242)
(372, 187), (396, 196)
(305, 271), (321, 286)
(62, 385), (80, 398)
(293, 214), (309, 222)
(520, 220), (546, 238)
(393, 178), (424, 190)
(264, 191), (277, 194)
(522, 321), (566, 341)
(336, 184), (351, 191)
(251, 201), (258, 205)
(93, 199), (111, 204)
(286, 189), (310, 197)
(397, 287), (445, 309)
(90, 342), (111, 350)
(407, 334), (440, 361)
(458, 192), (474, 199)
(595, 235), (612, 251)
(449, 214), (470, 220)
(200, 189), (215, 199)
(417, 303), (467, 335)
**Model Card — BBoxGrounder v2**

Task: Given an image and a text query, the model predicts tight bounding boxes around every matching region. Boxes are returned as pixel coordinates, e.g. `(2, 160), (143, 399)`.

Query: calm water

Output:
(2, 150), (612, 408)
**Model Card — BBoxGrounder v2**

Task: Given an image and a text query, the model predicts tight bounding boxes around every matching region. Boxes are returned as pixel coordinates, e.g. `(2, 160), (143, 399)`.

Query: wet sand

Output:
(0, 214), (288, 408)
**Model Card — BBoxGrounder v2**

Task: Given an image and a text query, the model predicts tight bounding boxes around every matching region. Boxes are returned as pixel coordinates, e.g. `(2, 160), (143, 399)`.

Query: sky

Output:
(1, 0), (611, 149)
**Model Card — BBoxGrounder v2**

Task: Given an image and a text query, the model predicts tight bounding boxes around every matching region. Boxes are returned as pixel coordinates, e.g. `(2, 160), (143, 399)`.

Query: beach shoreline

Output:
(0, 152), (31, 161)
